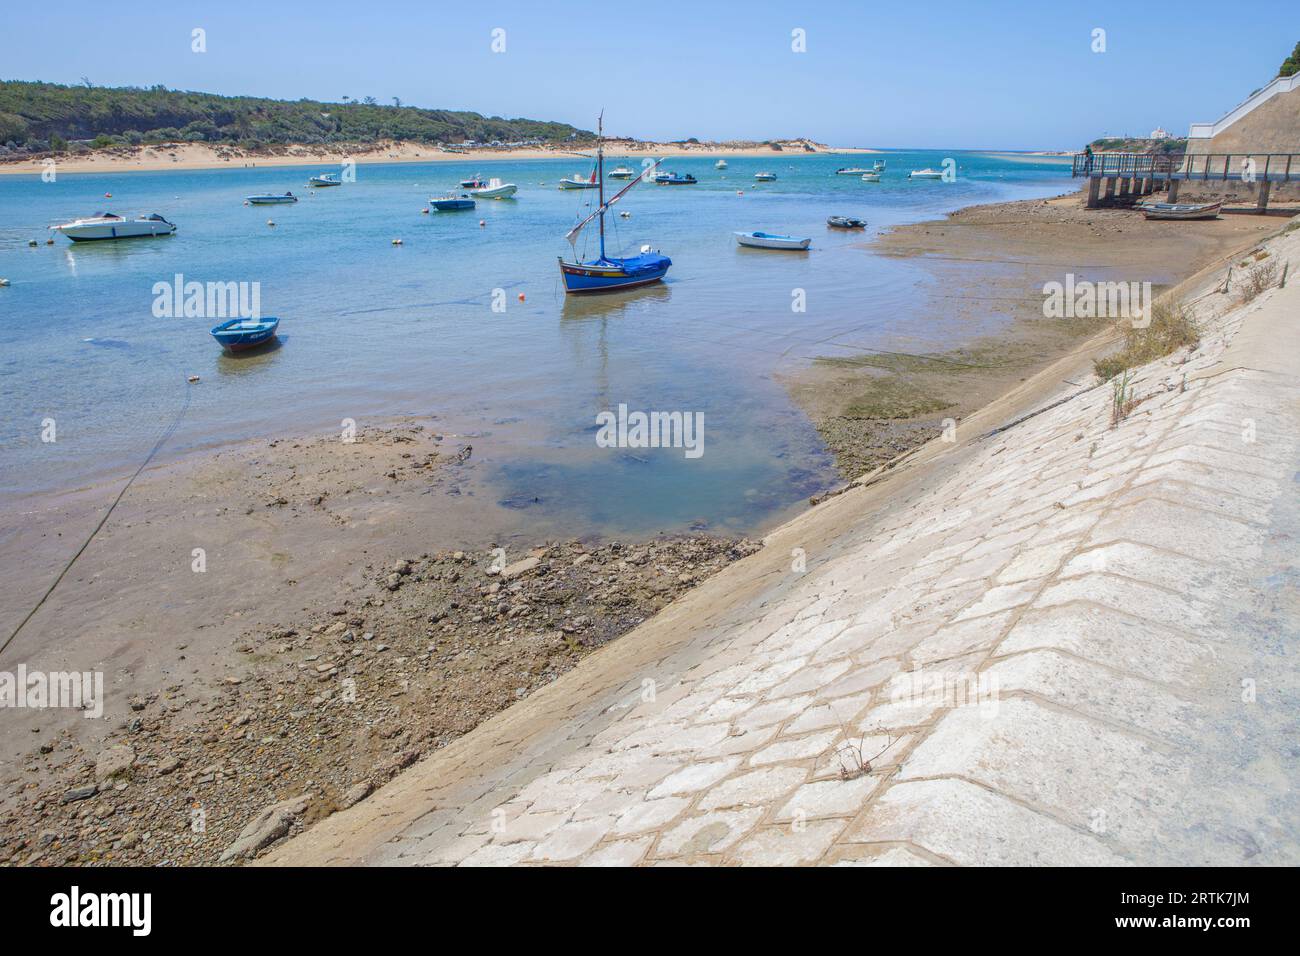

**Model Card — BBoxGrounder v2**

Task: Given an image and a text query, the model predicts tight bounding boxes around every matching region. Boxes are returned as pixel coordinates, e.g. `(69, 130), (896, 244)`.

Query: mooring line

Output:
(0, 378), (193, 662)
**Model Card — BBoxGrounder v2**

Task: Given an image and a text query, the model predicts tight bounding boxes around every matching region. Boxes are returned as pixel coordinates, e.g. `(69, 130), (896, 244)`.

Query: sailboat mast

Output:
(597, 114), (606, 261)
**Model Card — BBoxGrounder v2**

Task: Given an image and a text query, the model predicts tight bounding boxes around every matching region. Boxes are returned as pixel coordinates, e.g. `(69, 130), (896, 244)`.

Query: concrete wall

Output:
(1187, 76), (1300, 157)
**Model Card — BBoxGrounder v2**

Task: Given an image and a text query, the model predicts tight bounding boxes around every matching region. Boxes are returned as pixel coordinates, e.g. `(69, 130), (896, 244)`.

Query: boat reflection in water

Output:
(560, 281), (672, 322)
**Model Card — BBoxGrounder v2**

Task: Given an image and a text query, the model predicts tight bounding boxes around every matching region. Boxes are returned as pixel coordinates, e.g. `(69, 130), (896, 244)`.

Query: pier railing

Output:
(1071, 152), (1185, 178)
(1073, 151), (1300, 182)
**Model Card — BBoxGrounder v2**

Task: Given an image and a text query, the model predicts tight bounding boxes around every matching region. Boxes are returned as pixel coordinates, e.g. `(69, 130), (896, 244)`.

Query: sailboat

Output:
(558, 116), (672, 294)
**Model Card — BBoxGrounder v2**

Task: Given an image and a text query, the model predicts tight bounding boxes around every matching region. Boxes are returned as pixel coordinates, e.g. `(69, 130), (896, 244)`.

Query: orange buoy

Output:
(518, 293), (525, 302)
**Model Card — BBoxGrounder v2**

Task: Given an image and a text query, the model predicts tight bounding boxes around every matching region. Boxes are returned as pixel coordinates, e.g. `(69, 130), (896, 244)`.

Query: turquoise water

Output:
(0, 150), (1072, 535)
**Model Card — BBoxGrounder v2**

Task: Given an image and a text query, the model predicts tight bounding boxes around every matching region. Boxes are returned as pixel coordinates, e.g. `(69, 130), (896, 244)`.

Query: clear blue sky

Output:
(4, 0), (1296, 149)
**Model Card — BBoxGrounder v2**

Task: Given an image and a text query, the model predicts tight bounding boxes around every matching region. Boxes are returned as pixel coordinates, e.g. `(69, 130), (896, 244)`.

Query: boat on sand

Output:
(1137, 201), (1222, 221)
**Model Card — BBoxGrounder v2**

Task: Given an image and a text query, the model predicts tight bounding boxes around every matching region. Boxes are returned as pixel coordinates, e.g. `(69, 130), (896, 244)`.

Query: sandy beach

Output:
(0, 181), (1286, 864)
(0, 139), (876, 177)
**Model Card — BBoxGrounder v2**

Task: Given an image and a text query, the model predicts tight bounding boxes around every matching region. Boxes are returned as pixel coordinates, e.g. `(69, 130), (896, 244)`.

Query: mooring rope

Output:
(0, 377), (193, 662)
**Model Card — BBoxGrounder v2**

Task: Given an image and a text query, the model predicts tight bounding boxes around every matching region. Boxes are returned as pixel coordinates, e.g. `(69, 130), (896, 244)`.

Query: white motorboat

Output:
(734, 230), (810, 250)
(836, 167), (871, 175)
(608, 166), (635, 179)
(247, 192), (298, 204)
(52, 212), (176, 242)
(908, 168), (944, 180)
(469, 178), (518, 199)
(715, 159), (728, 169)
(874, 160), (886, 170)
(558, 174), (599, 189)
(860, 172), (881, 183)
(754, 171), (777, 181)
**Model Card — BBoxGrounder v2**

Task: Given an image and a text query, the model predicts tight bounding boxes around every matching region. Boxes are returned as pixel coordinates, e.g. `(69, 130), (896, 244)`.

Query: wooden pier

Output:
(1071, 151), (1300, 212)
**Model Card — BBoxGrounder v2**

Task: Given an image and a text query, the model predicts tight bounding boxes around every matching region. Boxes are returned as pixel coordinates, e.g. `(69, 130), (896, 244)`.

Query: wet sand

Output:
(783, 188), (1288, 481)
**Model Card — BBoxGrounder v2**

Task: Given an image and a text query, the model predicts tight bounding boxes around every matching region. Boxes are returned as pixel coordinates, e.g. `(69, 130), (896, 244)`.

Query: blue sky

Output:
(3, 0), (1296, 149)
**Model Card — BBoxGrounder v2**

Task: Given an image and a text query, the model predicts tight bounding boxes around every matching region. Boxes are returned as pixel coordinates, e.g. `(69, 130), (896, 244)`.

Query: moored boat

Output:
(827, 216), (867, 229)
(715, 159), (728, 169)
(654, 172), (697, 185)
(308, 174), (341, 187)
(908, 168), (944, 180)
(52, 212), (176, 242)
(608, 166), (635, 179)
(860, 172), (881, 182)
(430, 195), (476, 211)
(247, 192), (298, 204)
(1137, 201), (1222, 221)
(836, 167), (871, 175)
(874, 160), (886, 170)
(558, 116), (672, 294)
(754, 171), (777, 181)
(734, 231), (810, 250)
(558, 172), (599, 189)
(458, 175), (488, 188)
(210, 316), (280, 351)
(470, 178), (518, 199)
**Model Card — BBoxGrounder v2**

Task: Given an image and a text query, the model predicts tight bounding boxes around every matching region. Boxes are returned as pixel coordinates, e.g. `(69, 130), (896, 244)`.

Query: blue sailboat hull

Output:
(558, 253), (672, 293)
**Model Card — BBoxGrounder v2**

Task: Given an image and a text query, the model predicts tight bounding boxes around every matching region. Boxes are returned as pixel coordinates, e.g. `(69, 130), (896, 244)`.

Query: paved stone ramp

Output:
(269, 225), (1300, 866)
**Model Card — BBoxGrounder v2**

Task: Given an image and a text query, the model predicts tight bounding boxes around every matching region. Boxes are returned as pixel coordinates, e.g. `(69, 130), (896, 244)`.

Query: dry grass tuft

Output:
(1241, 259), (1279, 303)
(1093, 298), (1199, 382)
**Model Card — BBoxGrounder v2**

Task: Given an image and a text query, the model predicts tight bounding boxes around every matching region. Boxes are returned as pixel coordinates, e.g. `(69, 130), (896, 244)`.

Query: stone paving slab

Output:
(268, 223), (1300, 867)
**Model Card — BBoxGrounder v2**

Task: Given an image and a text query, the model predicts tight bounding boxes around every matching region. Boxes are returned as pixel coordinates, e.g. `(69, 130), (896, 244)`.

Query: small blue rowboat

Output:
(211, 317), (280, 351)
(430, 195), (476, 211)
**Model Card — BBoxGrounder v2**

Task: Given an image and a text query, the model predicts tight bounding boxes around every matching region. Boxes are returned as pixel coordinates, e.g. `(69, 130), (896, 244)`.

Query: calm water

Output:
(0, 150), (1072, 535)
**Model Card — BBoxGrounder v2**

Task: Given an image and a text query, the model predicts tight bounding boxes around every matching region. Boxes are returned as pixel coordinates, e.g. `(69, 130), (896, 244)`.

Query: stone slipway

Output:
(267, 222), (1300, 866)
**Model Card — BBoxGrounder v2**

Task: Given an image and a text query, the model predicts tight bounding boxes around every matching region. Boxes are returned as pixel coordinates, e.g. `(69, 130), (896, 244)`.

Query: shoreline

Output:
(0, 140), (878, 177)
(782, 188), (1288, 482)
(0, 187), (1285, 865)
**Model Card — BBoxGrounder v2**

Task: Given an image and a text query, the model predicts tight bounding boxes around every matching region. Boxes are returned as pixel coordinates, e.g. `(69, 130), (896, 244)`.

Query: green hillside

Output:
(0, 80), (589, 152)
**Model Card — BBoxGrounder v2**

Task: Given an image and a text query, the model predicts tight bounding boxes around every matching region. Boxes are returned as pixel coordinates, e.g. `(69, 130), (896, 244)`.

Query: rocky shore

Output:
(0, 536), (759, 865)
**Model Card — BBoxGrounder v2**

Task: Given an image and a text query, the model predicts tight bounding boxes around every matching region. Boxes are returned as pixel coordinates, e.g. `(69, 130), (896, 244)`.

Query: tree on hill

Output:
(1280, 41), (1300, 77)
(0, 80), (589, 154)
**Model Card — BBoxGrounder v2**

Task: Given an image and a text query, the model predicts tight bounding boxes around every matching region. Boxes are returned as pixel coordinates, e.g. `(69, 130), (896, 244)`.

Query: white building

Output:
(1149, 127), (1170, 140)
